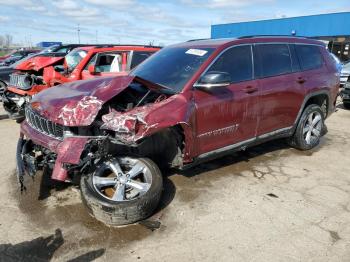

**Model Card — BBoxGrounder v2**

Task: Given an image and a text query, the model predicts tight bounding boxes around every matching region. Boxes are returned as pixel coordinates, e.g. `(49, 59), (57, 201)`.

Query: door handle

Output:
(244, 86), (258, 94)
(297, 77), (306, 84)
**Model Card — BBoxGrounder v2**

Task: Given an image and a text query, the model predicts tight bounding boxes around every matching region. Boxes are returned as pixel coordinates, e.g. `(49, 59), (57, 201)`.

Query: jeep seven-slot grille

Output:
(25, 106), (64, 140)
(9, 74), (30, 89)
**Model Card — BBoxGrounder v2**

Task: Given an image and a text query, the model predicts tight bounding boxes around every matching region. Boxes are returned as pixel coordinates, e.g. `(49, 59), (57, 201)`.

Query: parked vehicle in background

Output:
(2, 44), (112, 120)
(340, 82), (350, 109)
(17, 37), (339, 226)
(3, 45), (160, 121)
(0, 49), (41, 67)
(0, 54), (39, 98)
(330, 53), (342, 73)
(340, 61), (350, 86)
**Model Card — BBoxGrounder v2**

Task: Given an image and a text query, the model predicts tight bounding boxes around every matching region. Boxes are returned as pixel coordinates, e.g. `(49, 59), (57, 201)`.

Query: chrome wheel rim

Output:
(303, 111), (322, 145)
(92, 157), (152, 202)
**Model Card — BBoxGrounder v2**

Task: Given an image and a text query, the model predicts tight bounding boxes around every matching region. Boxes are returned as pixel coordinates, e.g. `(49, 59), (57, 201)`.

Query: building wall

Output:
(211, 12), (350, 38)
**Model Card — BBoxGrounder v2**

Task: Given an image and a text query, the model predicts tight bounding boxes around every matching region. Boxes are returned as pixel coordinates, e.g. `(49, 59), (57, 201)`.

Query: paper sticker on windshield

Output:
(186, 49), (208, 56)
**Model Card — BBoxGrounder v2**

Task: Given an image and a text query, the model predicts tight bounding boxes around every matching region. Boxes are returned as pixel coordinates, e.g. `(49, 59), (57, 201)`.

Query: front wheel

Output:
(80, 157), (163, 226)
(288, 104), (325, 150)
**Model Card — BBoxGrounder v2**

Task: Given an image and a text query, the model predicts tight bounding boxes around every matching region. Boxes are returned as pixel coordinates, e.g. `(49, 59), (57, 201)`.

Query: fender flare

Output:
(293, 89), (330, 128)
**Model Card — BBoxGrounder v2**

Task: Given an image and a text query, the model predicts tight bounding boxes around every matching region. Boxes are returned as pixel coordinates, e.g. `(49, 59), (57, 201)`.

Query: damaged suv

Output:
(17, 37), (339, 226)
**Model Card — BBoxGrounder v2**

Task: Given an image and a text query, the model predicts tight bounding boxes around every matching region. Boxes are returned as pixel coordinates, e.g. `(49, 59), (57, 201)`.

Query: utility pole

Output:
(95, 30), (98, 44)
(77, 24), (81, 44)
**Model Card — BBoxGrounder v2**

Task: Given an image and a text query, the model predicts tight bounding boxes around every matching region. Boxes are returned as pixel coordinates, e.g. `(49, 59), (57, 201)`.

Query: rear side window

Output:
(130, 51), (154, 69)
(207, 45), (253, 83)
(295, 45), (323, 71)
(256, 44), (292, 78)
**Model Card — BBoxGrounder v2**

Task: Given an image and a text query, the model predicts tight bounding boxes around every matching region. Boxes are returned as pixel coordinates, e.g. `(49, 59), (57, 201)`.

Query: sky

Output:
(0, 0), (349, 47)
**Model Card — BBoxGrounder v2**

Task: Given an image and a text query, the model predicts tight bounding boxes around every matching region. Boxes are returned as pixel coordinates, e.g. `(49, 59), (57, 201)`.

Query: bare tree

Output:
(4, 34), (13, 48)
(0, 35), (4, 47)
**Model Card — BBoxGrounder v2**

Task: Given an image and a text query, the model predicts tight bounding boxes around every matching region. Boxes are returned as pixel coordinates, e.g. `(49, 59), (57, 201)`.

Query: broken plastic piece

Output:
(101, 109), (146, 134)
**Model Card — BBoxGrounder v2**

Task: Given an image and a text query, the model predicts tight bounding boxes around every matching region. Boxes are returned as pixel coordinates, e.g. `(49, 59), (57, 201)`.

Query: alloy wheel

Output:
(303, 111), (322, 145)
(92, 157), (152, 202)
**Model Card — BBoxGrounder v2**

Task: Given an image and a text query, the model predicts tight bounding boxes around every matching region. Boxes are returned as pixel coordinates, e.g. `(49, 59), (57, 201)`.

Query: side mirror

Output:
(194, 71), (231, 91)
(88, 65), (97, 75)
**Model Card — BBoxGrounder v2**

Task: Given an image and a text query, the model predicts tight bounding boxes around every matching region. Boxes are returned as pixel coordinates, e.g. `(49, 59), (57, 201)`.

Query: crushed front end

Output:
(16, 76), (186, 192)
(3, 72), (46, 121)
(17, 106), (110, 189)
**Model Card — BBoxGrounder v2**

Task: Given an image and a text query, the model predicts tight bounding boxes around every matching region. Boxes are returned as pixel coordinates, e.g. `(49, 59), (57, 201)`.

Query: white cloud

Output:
(181, 0), (274, 8)
(84, 0), (135, 8)
(0, 0), (47, 12)
(0, 16), (9, 23)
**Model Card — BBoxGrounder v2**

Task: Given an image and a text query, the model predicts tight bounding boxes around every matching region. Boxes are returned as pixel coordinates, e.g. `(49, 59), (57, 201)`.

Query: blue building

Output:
(211, 12), (350, 61)
(36, 41), (62, 48)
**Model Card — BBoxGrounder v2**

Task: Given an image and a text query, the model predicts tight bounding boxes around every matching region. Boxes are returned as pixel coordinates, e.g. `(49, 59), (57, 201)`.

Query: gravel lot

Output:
(0, 102), (349, 262)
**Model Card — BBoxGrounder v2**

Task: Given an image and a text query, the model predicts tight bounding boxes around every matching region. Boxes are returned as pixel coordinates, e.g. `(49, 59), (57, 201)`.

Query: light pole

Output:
(77, 24), (81, 44)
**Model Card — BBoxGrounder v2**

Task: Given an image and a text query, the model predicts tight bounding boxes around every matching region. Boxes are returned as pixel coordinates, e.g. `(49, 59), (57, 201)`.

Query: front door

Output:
(194, 45), (259, 155)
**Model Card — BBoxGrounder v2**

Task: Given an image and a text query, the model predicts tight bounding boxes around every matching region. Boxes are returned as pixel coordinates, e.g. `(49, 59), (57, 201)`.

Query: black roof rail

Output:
(238, 35), (307, 39)
(93, 44), (162, 49)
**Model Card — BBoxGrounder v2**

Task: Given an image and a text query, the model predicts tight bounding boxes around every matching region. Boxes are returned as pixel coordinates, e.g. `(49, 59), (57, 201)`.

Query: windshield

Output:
(130, 47), (215, 92)
(65, 49), (87, 71)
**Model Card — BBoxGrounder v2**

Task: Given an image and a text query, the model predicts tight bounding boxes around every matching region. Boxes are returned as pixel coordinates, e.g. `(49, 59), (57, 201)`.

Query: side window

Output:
(96, 53), (122, 72)
(84, 53), (122, 73)
(295, 45), (323, 71)
(256, 44), (292, 78)
(130, 51), (154, 69)
(207, 45), (253, 83)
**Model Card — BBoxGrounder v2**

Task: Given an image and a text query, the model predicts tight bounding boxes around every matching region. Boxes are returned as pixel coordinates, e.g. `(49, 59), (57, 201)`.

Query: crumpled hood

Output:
(31, 75), (134, 126)
(15, 56), (64, 71)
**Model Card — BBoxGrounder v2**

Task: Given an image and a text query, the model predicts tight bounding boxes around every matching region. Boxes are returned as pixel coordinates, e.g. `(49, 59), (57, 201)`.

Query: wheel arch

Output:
(295, 90), (330, 126)
(134, 124), (187, 168)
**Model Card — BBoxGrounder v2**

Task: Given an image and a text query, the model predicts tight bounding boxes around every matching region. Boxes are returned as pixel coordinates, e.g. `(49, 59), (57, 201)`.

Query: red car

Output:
(17, 36), (339, 226)
(3, 45), (160, 121)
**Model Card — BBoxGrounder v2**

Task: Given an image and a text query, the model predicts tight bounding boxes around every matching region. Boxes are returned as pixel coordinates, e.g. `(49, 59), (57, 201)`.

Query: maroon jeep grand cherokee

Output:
(17, 36), (339, 226)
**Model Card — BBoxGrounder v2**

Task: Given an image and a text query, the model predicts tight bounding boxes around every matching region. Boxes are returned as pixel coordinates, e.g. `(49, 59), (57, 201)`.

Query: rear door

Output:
(254, 43), (304, 136)
(194, 45), (260, 154)
(295, 44), (329, 97)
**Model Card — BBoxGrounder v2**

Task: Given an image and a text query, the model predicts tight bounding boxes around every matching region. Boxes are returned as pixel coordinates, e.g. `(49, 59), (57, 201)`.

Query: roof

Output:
(172, 36), (324, 50)
(74, 45), (161, 53)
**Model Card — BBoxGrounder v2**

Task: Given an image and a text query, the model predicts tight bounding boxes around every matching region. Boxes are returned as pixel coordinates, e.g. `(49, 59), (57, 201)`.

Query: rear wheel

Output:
(80, 157), (163, 226)
(288, 104), (324, 150)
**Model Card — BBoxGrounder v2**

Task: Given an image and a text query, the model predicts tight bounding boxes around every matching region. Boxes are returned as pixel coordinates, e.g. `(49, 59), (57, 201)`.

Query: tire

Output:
(80, 157), (163, 226)
(0, 81), (6, 102)
(288, 104), (325, 150)
(343, 102), (350, 109)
